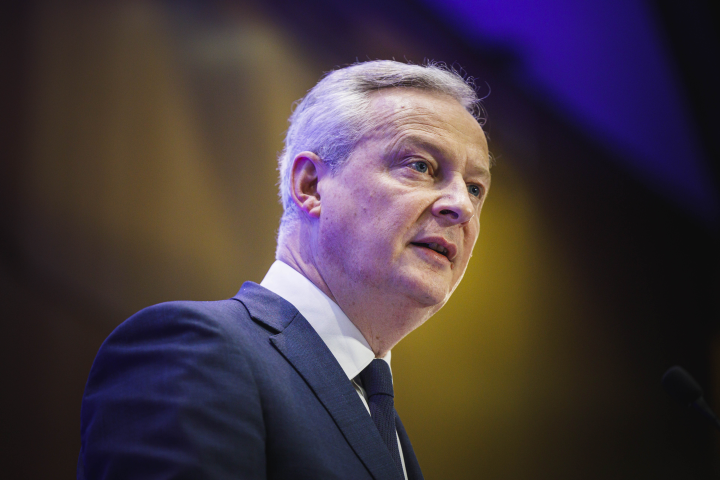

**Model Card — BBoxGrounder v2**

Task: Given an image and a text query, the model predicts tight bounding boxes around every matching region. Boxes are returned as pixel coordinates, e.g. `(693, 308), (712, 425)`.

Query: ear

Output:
(290, 151), (325, 218)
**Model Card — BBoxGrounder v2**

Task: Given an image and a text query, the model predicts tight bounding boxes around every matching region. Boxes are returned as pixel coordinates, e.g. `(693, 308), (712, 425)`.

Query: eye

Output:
(409, 161), (430, 174)
(467, 184), (482, 197)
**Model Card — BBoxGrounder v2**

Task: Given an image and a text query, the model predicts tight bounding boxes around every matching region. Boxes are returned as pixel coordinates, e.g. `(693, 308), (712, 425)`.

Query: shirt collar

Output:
(260, 260), (391, 381)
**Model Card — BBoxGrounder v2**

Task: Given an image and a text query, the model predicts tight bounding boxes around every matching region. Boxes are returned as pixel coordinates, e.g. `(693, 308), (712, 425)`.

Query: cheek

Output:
(322, 177), (425, 260)
(466, 226), (480, 250)
(356, 187), (413, 236)
(319, 198), (386, 269)
(459, 223), (481, 262)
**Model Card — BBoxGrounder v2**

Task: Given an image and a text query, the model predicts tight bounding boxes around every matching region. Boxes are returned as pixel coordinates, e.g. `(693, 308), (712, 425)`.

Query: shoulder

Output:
(84, 296), (257, 394)
(85, 293), (273, 393)
(105, 297), (252, 347)
(101, 281), (291, 350)
(80, 293), (273, 478)
(85, 281), (298, 388)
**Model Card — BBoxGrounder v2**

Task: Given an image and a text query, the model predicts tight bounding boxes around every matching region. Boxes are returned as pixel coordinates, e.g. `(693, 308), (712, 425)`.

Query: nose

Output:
(431, 175), (475, 225)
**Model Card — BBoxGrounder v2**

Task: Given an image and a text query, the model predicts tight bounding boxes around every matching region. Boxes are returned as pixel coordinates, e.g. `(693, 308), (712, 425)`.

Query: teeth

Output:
(427, 243), (448, 255)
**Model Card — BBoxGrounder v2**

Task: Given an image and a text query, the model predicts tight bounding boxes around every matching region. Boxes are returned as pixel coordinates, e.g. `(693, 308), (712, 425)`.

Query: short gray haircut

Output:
(276, 60), (484, 247)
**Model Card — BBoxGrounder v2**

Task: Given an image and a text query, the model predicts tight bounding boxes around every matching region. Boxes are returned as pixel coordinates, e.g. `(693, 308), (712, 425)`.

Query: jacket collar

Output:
(259, 261), (385, 381)
(234, 282), (404, 480)
(234, 281), (296, 333)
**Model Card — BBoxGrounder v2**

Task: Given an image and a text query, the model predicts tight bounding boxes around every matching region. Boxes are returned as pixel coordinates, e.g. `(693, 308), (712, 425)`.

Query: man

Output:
(78, 60), (491, 480)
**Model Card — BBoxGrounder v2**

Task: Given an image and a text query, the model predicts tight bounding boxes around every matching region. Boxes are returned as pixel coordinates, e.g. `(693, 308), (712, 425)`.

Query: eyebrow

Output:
(473, 167), (492, 186)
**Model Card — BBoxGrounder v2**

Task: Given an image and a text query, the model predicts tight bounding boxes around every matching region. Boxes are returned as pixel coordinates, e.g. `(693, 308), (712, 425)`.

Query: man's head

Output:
(275, 61), (491, 354)
(277, 60), (484, 241)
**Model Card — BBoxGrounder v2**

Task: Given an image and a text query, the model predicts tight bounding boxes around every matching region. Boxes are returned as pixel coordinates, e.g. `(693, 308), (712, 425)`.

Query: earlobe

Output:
(290, 151), (323, 218)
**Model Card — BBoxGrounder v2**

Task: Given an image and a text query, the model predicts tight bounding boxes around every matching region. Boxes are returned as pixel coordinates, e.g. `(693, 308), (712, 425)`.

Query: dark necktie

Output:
(358, 359), (403, 474)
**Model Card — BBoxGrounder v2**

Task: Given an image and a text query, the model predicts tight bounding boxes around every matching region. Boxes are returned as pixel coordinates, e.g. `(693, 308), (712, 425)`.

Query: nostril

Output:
(440, 209), (458, 219)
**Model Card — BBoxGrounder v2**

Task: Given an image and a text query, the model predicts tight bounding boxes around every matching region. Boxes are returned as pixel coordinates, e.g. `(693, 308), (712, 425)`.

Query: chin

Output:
(397, 276), (452, 308)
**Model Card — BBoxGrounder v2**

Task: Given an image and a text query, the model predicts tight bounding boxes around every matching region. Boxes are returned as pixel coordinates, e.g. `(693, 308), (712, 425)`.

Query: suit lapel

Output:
(235, 283), (403, 480)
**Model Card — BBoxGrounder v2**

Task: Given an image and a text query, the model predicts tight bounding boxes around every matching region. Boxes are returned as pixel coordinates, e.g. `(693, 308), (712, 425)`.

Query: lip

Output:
(409, 236), (458, 262)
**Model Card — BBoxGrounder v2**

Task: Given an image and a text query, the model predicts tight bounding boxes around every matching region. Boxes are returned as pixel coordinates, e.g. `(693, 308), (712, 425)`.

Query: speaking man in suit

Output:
(78, 60), (491, 480)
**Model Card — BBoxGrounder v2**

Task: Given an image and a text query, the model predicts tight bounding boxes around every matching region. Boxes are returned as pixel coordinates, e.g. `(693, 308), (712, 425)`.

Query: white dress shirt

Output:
(260, 260), (408, 479)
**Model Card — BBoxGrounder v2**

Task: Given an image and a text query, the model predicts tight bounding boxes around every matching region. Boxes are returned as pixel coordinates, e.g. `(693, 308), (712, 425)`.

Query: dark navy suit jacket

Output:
(78, 282), (424, 479)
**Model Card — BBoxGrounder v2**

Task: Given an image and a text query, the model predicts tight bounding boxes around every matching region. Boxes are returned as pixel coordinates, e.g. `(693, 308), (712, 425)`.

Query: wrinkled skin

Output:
(279, 88), (491, 356)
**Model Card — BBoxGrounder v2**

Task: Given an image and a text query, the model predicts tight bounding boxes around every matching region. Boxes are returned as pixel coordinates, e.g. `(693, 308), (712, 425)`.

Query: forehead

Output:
(364, 88), (489, 165)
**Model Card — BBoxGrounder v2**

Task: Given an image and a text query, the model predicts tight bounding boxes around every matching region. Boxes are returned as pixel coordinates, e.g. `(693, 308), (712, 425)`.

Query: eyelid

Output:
(466, 182), (486, 199)
(407, 158), (434, 175)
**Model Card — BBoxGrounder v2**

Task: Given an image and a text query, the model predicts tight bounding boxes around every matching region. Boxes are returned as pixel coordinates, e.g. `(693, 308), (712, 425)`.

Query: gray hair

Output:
(276, 60), (484, 247)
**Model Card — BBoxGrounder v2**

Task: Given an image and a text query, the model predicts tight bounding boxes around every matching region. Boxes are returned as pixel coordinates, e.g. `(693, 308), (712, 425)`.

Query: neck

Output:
(329, 281), (439, 357)
(276, 224), (438, 357)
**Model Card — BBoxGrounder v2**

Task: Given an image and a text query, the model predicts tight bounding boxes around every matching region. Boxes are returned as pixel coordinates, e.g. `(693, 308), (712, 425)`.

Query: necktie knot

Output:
(359, 359), (394, 398)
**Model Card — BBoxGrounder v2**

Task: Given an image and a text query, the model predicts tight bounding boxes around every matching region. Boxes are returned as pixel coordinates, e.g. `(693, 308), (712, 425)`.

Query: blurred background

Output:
(2, 0), (719, 478)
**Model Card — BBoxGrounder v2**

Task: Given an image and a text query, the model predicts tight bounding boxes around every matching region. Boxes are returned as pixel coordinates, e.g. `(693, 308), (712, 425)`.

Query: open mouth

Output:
(411, 242), (450, 258)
